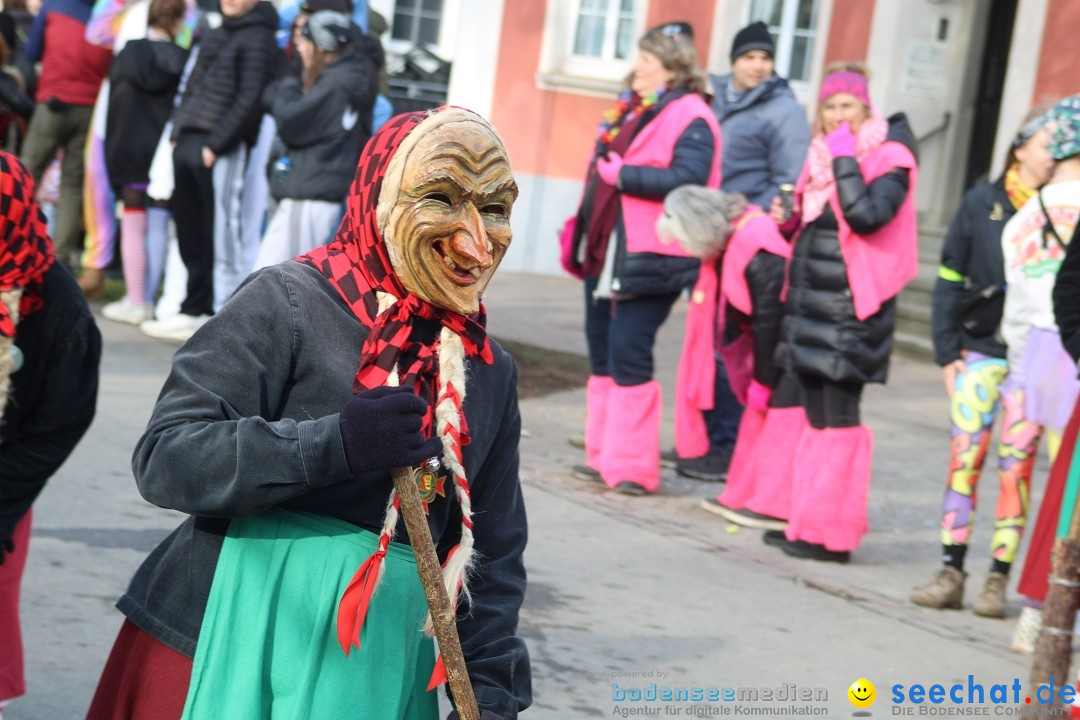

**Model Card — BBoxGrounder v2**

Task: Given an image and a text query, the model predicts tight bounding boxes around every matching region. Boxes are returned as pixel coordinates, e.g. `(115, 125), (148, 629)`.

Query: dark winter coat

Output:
(105, 38), (189, 191)
(577, 88), (714, 297)
(267, 50), (376, 202)
(930, 178), (1013, 365)
(776, 115), (917, 384)
(171, 1), (279, 156)
(709, 73), (810, 207)
(0, 264), (100, 542)
(1054, 222), (1080, 365)
(724, 250), (786, 386)
(116, 261), (530, 718)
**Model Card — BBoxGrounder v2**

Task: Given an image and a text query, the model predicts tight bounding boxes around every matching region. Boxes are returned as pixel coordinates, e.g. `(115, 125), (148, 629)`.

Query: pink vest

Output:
(674, 208), (790, 458)
(795, 141), (919, 320)
(621, 93), (723, 257)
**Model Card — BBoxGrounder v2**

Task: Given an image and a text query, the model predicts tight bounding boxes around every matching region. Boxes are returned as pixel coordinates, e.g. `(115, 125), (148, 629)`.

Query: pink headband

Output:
(819, 71), (870, 106)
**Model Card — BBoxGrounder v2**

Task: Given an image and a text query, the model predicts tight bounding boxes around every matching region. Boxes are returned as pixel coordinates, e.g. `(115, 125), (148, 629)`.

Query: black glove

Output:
(338, 386), (443, 474)
(0, 537), (14, 565)
(447, 712), (504, 720)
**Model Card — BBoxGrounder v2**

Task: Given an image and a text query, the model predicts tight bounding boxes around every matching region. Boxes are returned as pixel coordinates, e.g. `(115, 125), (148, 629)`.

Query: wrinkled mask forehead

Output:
(376, 110), (518, 314)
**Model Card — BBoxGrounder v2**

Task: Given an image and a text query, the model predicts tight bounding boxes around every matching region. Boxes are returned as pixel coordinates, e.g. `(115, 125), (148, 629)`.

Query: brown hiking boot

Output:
(973, 571), (1008, 618)
(77, 267), (105, 300)
(911, 566), (966, 609)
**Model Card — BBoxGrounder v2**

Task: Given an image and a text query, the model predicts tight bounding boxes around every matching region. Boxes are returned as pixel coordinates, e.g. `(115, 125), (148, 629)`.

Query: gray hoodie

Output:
(709, 72), (810, 208)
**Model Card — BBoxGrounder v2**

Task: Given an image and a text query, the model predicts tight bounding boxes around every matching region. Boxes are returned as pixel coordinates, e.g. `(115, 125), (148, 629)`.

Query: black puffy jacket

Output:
(776, 114), (917, 384)
(723, 250), (786, 386)
(267, 51), (376, 202)
(172, 1), (279, 156)
(931, 178), (1013, 365)
(1054, 222), (1080, 365)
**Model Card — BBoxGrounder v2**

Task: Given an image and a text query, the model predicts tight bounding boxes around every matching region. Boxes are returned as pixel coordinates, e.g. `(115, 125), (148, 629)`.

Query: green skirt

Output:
(180, 508), (439, 720)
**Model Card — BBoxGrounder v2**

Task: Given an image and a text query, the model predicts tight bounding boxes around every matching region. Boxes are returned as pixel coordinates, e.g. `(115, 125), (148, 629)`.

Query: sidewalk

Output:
(9, 270), (1061, 718)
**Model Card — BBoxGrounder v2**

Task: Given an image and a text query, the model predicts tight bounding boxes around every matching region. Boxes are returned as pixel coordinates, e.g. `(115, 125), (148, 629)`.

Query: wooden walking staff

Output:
(392, 466), (480, 720)
(1031, 440), (1080, 702)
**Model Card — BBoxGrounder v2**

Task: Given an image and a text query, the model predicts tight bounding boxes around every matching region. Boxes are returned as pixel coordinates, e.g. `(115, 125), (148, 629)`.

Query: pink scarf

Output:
(801, 110), (889, 224)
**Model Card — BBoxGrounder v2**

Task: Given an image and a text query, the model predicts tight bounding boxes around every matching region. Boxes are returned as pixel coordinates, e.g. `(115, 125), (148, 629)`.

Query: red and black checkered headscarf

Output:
(0, 151), (54, 337)
(299, 108), (494, 437)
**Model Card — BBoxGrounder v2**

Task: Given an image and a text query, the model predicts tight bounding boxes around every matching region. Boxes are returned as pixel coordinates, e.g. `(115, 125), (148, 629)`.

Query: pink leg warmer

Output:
(585, 375), (615, 470)
(597, 380), (662, 492)
(719, 405), (808, 520)
(785, 425), (874, 551)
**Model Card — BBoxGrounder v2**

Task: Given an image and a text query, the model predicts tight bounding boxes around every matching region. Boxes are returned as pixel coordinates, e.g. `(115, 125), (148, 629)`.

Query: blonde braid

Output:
(0, 289), (22, 437)
(424, 326), (474, 633)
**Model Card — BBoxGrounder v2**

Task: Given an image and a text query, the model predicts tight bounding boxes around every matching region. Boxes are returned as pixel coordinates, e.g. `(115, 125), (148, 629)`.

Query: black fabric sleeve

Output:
(1054, 222), (1080, 365)
(833, 157), (910, 235)
(745, 250), (786, 386)
(0, 309), (100, 538)
(451, 360), (531, 718)
(931, 196), (974, 366)
(207, 37), (274, 155)
(131, 268), (356, 518)
(618, 117), (715, 199)
(121, 42), (188, 95)
(0, 73), (32, 117)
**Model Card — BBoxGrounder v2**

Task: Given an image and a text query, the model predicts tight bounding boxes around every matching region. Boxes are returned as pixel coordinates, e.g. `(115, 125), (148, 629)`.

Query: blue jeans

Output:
(703, 356), (742, 455)
(583, 276), (680, 386)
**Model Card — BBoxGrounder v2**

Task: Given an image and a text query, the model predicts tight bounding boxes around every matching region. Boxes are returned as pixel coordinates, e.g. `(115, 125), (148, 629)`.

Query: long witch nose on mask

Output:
(447, 206), (493, 269)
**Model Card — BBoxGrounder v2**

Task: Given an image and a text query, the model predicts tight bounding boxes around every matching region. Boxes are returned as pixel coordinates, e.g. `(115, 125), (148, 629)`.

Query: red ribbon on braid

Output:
(0, 151), (54, 337)
(298, 109), (493, 663)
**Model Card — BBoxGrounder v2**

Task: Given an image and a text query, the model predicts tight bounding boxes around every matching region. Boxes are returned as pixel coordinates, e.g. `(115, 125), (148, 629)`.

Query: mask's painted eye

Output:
(482, 204), (508, 218)
(424, 192), (453, 206)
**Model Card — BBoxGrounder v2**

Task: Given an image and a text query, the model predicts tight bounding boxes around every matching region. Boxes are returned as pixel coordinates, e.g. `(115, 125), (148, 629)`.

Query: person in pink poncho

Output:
(652, 184), (791, 530)
(760, 63), (919, 563)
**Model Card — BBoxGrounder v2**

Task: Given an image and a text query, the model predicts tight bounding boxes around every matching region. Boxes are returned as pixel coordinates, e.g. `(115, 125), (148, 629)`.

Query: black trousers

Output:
(583, 276), (680, 386)
(796, 373), (863, 429)
(172, 132), (215, 317)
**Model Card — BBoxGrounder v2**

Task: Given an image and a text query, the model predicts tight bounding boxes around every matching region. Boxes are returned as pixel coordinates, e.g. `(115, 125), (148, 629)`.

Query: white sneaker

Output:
(102, 298), (154, 325)
(139, 313), (210, 342)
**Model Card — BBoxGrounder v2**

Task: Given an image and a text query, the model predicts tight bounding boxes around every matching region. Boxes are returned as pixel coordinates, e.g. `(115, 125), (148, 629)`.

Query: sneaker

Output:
(774, 536), (851, 563)
(571, 464), (602, 482)
(676, 452), (730, 482)
(140, 313), (210, 342)
(911, 566), (966, 610)
(762, 529), (788, 548)
(1011, 606), (1042, 654)
(614, 481), (649, 496)
(660, 448), (681, 468)
(567, 435), (586, 450)
(973, 571), (1008, 619)
(700, 497), (787, 531)
(102, 298), (154, 325)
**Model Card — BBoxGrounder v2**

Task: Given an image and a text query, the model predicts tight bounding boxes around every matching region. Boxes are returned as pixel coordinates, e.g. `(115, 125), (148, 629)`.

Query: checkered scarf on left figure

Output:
(298, 107), (494, 689)
(0, 151), (53, 338)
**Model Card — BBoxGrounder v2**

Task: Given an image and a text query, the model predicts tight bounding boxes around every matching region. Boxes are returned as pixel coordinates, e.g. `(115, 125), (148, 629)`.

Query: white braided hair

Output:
(0, 288), (21, 439)
(371, 290), (475, 633)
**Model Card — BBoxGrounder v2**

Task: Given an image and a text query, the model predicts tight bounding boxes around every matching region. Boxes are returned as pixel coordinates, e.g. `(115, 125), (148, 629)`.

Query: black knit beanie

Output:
(730, 21), (774, 62)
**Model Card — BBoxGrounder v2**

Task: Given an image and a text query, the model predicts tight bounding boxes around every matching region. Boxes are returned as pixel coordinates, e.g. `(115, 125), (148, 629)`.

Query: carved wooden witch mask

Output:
(376, 109), (519, 315)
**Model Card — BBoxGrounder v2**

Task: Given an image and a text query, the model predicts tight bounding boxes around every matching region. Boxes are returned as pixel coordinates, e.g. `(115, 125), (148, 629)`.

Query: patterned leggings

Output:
(940, 354), (1060, 566)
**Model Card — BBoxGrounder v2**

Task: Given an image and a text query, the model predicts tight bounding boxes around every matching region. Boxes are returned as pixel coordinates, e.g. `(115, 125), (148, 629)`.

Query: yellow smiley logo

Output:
(848, 678), (876, 708)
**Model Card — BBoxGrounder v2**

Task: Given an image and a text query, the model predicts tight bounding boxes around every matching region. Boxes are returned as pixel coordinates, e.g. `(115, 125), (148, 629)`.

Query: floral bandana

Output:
(1046, 94), (1080, 161)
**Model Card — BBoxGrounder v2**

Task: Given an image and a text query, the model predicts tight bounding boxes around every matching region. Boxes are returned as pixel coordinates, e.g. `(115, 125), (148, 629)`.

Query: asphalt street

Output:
(7, 271), (1065, 719)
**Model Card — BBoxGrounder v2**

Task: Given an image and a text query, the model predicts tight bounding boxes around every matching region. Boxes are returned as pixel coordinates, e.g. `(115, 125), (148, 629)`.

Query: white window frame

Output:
(537, 0), (648, 97)
(375, 0), (460, 62)
(746, 0), (820, 85)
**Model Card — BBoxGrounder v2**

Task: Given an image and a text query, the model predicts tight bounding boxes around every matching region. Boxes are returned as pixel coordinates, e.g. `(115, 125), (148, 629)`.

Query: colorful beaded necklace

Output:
(596, 87), (666, 147)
